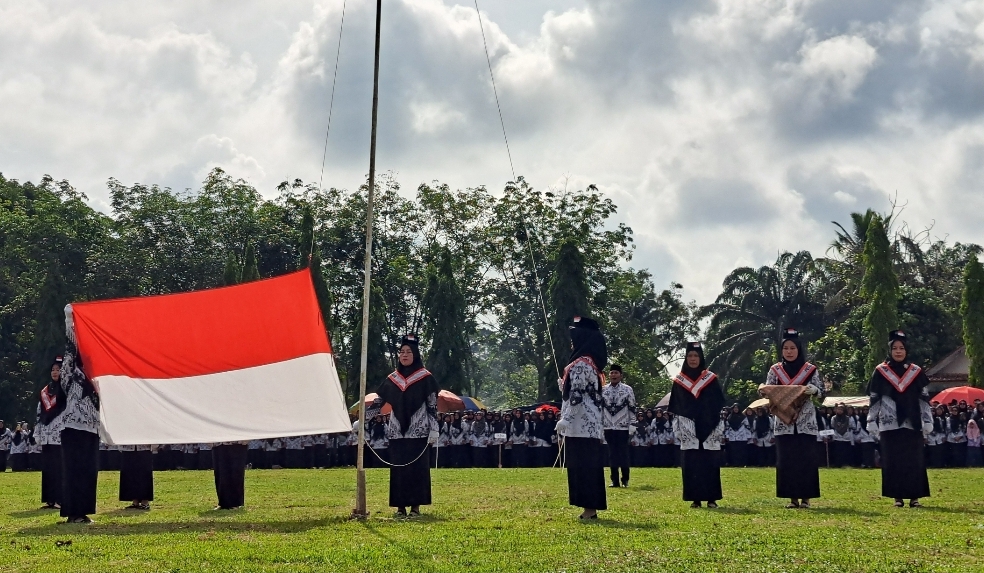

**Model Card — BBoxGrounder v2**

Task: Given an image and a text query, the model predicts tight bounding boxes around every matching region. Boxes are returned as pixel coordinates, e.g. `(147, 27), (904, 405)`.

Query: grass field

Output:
(1, 467), (983, 572)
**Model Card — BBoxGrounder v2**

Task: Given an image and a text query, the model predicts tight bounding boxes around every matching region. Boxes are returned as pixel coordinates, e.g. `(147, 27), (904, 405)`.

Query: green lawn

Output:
(1, 467), (982, 572)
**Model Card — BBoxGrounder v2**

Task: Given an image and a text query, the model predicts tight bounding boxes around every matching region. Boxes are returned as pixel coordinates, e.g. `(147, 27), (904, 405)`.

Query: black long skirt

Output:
(949, 442), (967, 468)
(861, 443), (876, 468)
(775, 434), (820, 500)
(565, 437), (607, 510)
(511, 444), (529, 468)
(472, 447), (492, 468)
(829, 441), (851, 468)
(0, 450), (7, 472)
(927, 444), (945, 468)
(119, 450), (154, 501)
(29, 452), (43, 471)
(681, 445), (722, 502)
(198, 450), (214, 470)
(727, 441), (749, 467)
(286, 449), (305, 469)
(630, 446), (652, 468)
(9, 452), (26, 471)
(880, 429), (930, 500)
(60, 428), (99, 519)
(107, 449), (122, 471)
(388, 438), (431, 508)
(41, 445), (63, 505)
(314, 444), (328, 468)
(213, 445), (248, 509)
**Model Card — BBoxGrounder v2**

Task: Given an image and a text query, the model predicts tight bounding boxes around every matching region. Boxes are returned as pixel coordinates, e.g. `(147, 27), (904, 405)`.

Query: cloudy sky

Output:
(2, 0), (983, 302)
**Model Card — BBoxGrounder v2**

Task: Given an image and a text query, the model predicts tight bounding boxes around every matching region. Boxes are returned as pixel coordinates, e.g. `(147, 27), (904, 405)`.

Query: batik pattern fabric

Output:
(765, 364), (825, 436)
(672, 415), (724, 451)
(867, 394), (933, 436)
(366, 397), (439, 441)
(58, 351), (99, 435)
(559, 357), (605, 440)
(602, 383), (637, 431)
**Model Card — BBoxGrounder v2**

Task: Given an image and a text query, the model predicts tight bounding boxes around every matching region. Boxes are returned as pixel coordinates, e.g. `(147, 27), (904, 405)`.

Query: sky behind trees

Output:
(1, 0), (983, 302)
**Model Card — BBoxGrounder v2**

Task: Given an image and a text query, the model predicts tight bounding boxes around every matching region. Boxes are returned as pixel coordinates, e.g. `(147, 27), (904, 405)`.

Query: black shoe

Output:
(690, 501), (701, 508)
(707, 502), (718, 509)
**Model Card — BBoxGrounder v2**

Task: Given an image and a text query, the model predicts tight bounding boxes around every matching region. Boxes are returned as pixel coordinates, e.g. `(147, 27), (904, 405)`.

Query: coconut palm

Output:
(700, 251), (824, 383)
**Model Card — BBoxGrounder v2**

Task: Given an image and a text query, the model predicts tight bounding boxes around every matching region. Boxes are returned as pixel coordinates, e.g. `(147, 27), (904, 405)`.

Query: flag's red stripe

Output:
(72, 269), (331, 379)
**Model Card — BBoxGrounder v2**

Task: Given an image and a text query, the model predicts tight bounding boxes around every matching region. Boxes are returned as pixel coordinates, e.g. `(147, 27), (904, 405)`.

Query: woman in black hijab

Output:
(509, 408), (529, 468)
(364, 335), (440, 517)
(763, 328), (824, 508)
(554, 316), (608, 520)
(669, 342), (726, 508)
(651, 409), (671, 467)
(866, 330), (932, 508)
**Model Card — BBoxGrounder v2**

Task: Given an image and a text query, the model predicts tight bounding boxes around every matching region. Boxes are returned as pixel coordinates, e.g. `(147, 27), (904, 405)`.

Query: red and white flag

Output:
(66, 269), (350, 445)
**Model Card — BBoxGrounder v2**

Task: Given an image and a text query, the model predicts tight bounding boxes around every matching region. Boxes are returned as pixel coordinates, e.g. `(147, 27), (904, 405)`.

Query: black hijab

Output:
(668, 342), (726, 444)
(754, 409), (771, 438)
(568, 316), (608, 371)
(376, 335), (440, 436)
(563, 316), (607, 401)
(866, 331), (929, 429)
(511, 410), (525, 435)
(780, 329), (807, 377)
(727, 405), (744, 431)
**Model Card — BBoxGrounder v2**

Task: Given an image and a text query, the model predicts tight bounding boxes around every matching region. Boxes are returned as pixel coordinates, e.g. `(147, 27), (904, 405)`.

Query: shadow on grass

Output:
(702, 507), (758, 515)
(808, 507), (881, 518)
(8, 508), (61, 519)
(579, 519), (662, 530)
(16, 516), (349, 537)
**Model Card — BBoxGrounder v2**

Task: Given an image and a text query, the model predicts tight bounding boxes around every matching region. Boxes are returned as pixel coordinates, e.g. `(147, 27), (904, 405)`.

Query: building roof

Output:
(926, 346), (969, 378)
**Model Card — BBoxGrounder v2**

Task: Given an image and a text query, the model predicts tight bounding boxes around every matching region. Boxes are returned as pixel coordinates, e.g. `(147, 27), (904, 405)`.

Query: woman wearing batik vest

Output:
(669, 341), (726, 509)
(365, 335), (440, 518)
(866, 330), (933, 508)
(763, 328), (824, 508)
(554, 316), (608, 520)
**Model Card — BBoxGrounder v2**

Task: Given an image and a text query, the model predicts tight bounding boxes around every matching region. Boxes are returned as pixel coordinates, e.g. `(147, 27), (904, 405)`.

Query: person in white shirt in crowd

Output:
(602, 364), (636, 488)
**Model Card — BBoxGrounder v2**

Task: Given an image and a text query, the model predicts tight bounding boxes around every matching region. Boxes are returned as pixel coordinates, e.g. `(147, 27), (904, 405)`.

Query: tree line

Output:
(2, 169), (982, 424)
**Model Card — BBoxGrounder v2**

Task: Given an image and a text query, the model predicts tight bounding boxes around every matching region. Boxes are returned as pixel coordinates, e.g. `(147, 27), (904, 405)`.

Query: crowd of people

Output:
(2, 321), (978, 523)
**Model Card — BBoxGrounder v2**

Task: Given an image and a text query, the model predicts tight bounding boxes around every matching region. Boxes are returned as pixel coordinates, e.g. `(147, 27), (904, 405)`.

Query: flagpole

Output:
(353, 0), (383, 520)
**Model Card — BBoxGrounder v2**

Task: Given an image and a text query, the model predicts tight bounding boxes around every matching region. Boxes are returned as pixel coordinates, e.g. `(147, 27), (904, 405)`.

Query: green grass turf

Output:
(1, 467), (983, 572)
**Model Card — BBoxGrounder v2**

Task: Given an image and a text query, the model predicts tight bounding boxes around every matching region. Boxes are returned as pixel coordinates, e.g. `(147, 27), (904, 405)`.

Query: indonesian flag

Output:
(66, 269), (350, 445)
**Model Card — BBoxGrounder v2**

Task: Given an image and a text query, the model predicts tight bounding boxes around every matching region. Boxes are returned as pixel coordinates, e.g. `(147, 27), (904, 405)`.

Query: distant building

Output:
(926, 346), (969, 394)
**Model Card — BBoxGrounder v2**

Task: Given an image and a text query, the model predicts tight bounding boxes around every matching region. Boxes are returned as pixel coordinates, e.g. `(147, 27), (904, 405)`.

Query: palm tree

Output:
(700, 251), (824, 383)
(816, 209), (890, 318)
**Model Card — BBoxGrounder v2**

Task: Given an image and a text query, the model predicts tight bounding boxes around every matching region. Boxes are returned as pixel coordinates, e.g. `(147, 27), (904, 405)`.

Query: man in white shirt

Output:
(602, 364), (636, 487)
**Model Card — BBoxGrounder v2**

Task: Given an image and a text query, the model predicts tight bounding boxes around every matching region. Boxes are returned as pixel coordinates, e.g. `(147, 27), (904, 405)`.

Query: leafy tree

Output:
(222, 252), (241, 286)
(31, 265), (70, 393)
(422, 249), (472, 395)
(347, 286), (391, 403)
(242, 244), (260, 282)
(860, 214), (899, 374)
(701, 251), (823, 385)
(962, 256), (984, 387)
(546, 240), (591, 400)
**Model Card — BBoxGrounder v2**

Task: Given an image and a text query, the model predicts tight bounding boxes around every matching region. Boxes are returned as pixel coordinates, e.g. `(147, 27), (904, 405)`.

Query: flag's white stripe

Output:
(96, 353), (350, 445)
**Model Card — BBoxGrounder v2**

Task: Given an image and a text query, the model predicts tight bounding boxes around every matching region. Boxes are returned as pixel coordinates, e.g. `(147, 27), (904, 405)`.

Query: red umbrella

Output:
(437, 390), (464, 412)
(349, 393), (392, 415)
(933, 386), (984, 405)
(535, 404), (559, 414)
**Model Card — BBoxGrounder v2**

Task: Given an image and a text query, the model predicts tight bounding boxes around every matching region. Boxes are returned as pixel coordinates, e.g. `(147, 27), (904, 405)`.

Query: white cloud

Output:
(1, 0), (983, 305)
